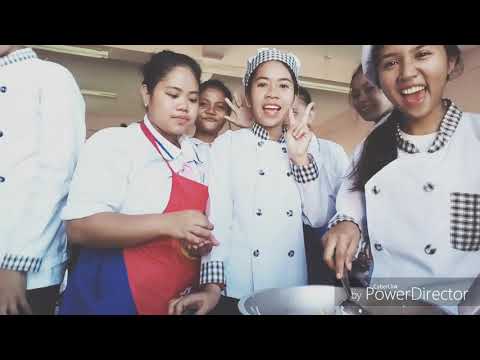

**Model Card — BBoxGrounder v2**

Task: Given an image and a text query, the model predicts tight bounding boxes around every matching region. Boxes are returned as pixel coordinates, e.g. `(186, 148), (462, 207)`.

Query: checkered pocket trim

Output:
(290, 154), (319, 184)
(450, 192), (480, 251)
(200, 261), (225, 286)
(1, 254), (42, 272)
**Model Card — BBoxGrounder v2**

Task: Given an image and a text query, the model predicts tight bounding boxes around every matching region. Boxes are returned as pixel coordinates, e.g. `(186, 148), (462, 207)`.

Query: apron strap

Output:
(140, 121), (175, 174)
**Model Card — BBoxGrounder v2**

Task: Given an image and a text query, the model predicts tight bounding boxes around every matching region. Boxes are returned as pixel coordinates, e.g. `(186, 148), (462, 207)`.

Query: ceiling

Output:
(30, 44), (479, 128)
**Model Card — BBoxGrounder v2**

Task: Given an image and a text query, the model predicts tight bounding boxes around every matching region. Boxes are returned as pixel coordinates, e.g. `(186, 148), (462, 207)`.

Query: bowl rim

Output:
(237, 285), (343, 315)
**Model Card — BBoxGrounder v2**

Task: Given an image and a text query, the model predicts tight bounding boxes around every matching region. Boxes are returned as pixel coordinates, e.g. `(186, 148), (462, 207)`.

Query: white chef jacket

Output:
(0, 48), (86, 289)
(329, 102), (480, 311)
(200, 122), (348, 299)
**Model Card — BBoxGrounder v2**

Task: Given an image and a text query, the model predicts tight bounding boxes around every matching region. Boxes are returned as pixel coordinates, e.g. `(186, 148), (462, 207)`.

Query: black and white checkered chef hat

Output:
(243, 48), (301, 88)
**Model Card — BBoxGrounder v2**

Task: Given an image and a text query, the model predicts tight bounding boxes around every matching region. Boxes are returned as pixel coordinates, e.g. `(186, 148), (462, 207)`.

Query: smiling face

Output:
(196, 86), (228, 136)
(141, 65), (199, 145)
(247, 61), (296, 130)
(376, 45), (456, 122)
(351, 70), (393, 123)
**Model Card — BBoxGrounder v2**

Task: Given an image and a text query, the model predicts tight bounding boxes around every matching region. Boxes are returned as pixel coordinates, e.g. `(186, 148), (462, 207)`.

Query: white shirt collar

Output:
(144, 115), (184, 160)
(143, 115), (199, 163)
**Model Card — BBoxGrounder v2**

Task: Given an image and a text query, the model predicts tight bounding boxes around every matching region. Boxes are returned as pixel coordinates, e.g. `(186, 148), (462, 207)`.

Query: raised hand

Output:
(286, 102), (315, 166)
(224, 92), (253, 129)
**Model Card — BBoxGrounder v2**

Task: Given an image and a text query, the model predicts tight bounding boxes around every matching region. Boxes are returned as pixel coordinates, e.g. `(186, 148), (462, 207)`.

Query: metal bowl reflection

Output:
(238, 285), (451, 315)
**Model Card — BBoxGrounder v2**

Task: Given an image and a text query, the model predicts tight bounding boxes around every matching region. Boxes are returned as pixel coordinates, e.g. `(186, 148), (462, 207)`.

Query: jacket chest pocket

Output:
(450, 192), (480, 251)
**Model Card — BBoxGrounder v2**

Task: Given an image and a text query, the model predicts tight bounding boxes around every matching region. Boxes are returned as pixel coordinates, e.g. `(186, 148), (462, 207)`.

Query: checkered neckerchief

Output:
(251, 122), (287, 144)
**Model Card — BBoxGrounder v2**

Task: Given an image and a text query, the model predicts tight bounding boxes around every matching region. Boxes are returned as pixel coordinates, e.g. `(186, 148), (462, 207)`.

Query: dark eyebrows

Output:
(165, 86), (182, 92)
(254, 76), (293, 83)
(381, 45), (427, 60)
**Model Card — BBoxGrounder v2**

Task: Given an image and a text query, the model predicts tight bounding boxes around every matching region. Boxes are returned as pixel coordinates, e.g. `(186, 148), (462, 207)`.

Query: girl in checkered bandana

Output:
(323, 45), (480, 314)
(168, 48), (349, 315)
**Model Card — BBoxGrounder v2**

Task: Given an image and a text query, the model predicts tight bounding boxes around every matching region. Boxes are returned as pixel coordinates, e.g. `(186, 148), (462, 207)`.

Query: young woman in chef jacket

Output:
(322, 45), (480, 311)
(0, 46), (85, 315)
(59, 51), (218, 315)
(169, 48), (349, 315)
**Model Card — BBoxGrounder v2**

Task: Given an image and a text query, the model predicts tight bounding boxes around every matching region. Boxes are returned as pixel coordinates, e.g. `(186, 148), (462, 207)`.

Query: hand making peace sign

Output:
(286, 102), (315, 166)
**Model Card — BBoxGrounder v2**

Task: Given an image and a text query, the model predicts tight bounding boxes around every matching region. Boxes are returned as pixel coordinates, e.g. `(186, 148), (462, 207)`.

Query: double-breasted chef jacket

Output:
(200, 122), (349, 299)
(0, 48), (86, 289)
(329, 101), (480, 310)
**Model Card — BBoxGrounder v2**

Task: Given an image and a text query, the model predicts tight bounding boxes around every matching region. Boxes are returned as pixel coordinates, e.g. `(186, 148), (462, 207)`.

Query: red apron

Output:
(123, 122), (209, 314)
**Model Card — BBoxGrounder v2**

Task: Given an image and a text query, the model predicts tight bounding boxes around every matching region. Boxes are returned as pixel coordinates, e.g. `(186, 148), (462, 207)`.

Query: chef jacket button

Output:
(423, 182), (435, 192)
(257, 141), (264, 147)
(286, 171), (292, 177)
(0, 130), (3, 138)
(0, 176), (5, 183)
(258, 169), (265, 176)
(256, 209), (262, 216)
(372, 185), (380, 195)
(288, 250), (295, 257)
(424, 244), (437, 255)
(374, 243), (383, 251)
(0, 86), (6, 93)
(253, 249), (260, 257)
(286, 210), (293, 217)
(282, 147), (287, 154)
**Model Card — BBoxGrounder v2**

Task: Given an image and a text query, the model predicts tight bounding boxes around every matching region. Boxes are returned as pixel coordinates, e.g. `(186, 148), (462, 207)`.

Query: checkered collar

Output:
(0, 48), (37, 68)
(396, 99), (462, 154)
(251, 122), (287, 144)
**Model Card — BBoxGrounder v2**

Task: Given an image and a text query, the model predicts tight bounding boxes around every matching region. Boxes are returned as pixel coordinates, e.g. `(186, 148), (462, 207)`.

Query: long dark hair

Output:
(350, 110), (399, 191)
(349, 45), (463, 192)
